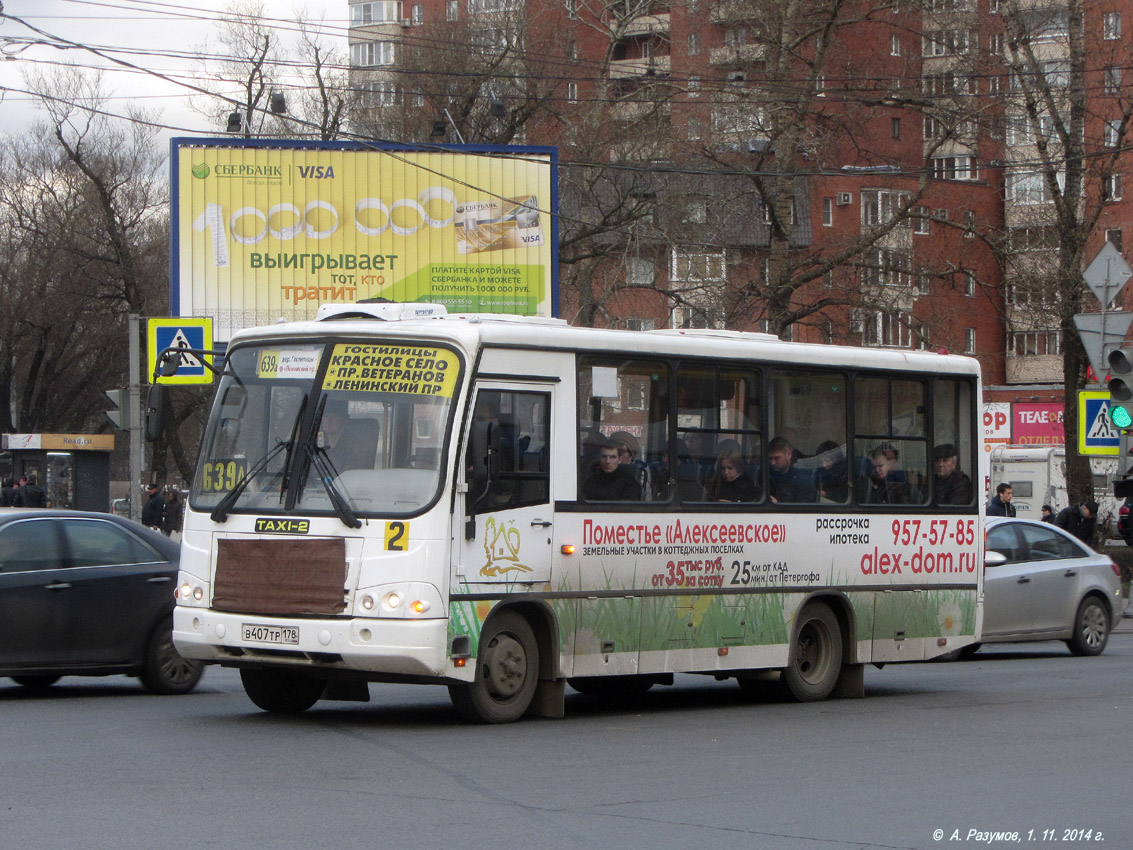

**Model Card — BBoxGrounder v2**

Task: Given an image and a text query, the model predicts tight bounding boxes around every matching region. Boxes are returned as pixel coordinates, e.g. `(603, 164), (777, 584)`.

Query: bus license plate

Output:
(241, 624), (300, 645)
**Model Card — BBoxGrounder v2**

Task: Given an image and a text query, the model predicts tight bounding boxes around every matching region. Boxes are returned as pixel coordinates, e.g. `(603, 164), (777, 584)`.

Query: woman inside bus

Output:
(704, 446), (759, 502)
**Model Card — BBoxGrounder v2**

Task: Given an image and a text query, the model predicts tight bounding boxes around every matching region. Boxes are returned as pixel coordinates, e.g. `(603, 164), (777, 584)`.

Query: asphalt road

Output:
(2, 636), (1130, 850)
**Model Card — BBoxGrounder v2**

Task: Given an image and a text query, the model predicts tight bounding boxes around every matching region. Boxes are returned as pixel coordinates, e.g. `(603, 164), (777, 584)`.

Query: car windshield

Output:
(190, 340), (461, 517)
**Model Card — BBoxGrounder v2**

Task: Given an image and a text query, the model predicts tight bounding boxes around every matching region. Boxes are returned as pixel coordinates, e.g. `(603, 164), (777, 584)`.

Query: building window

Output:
(965, 328), (975, 355)
(565, 0), (578, 18)
(350, 40), (396, 67)
(671, 249), (726, 282)
(933, 208), (948, 221)
(411, 3), (424, 23)
(358, 79), (398, 107)
(892, 117), (900, 139)
(626, 257), (654, 286)
(916, 272), (932, 295)
(351, 2), (401, 26)
(1104, 173), (1123, 201)
(932, 155), (977, 181)
(683, 202), (708, 224)
(989, 33), (1002, 53)
(1106, 120), (1121, 147)
(854, 310), (922, 349)
(725, 27), (747, 47)
(964, 270), (976, 295)
(963, 210), (975, 236)
(687, 118), (701, 140)
(1104, 12), (1122, 40)
(688, 32), (700, 55)
(891, 34), (901, 56)
(688, 76), (700, 97)
(861, 189), (909, 227)
(1011, 331), (1061, 357)
(989, 0), (999, 12)
(822, 197), (833, 226)
(625, 318), (656, 331)
(567, 81), (577, 102)
(913, 206), (930, 235)
(1106, 66), (1122, 94)
(447, 0), (458, 20)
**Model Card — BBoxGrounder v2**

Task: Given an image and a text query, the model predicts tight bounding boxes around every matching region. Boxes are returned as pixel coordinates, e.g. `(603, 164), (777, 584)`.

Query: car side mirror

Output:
(983, 550), (1007, 569)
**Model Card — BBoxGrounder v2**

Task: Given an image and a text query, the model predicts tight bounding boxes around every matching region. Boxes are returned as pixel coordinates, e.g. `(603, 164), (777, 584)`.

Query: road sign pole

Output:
(129, 313), (144, 522)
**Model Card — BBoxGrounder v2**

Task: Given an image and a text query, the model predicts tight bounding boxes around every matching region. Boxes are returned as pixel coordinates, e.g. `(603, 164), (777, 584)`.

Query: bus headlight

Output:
(176, 580), (207, 606)
(355, 582), (442, 619)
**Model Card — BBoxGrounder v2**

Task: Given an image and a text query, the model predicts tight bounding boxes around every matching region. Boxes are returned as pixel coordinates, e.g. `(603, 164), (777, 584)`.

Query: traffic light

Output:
(1108, 348), (1133, 428)
(105, 388), (130, 430)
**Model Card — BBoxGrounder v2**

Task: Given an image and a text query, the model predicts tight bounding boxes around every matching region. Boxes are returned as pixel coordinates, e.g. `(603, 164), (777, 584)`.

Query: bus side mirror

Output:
(144, 384), (168, 442)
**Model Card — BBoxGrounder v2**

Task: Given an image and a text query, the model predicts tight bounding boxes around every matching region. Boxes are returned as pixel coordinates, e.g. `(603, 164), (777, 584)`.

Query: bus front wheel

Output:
(240, 668), (325, 714)
(449, 611), (539, 723)
(782, 603), (843, 702)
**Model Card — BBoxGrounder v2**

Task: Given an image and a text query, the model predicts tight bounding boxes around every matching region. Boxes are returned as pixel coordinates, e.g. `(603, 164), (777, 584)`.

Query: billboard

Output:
(171, 138), (558, 341)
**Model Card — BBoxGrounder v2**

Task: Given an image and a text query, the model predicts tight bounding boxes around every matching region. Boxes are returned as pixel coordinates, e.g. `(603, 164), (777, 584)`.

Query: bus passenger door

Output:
(456, 385), (554, 587)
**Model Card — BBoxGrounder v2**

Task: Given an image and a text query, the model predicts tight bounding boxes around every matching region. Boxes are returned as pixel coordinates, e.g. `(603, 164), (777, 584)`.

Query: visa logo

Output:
(297, 165), (335, 179)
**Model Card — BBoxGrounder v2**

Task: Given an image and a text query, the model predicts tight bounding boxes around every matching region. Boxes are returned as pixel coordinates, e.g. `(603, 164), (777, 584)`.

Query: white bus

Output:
(164, 302), (984, 722)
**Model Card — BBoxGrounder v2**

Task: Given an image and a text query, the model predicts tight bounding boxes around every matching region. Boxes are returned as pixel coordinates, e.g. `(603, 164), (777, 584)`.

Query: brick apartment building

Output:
(345, 0), (1133, 416)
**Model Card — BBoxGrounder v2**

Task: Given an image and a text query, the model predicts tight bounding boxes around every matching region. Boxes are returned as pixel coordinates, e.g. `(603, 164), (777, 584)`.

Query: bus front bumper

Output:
(173, 607), (466, 681)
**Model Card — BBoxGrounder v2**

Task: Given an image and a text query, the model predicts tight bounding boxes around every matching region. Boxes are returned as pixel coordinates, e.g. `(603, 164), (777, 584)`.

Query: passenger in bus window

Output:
(705, 447), (759, 502)
(582, 442), (642, 501)
(863, 443), (919, 505)
(814, 440), (849, 503)
(932, 443), (972, 505)
(768, 436), (817, 503)
(609, 431), (652, 501)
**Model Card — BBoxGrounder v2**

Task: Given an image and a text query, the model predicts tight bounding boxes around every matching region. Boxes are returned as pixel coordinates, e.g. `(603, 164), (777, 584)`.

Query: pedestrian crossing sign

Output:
(148, 318), (214, 385)
(1078, 390), (1121, 455)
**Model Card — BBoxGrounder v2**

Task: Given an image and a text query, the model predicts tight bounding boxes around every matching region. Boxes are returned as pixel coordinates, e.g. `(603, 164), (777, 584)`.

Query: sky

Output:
(0, 0), (347, 138)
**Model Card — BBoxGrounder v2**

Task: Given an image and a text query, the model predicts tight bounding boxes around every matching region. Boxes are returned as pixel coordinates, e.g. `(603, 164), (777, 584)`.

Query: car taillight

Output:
(1121, 505), (1130, 518)
(1109, 560), (1121, 578)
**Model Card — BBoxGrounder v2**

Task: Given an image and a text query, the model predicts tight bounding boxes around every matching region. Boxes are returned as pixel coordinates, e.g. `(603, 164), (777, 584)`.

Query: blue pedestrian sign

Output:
(1079, 391), (1120, 455)
(148, 318), (213, 385)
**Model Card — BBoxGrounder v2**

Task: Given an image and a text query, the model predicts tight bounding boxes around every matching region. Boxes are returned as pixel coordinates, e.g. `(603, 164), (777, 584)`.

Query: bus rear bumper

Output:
(173, 607), (461, 680)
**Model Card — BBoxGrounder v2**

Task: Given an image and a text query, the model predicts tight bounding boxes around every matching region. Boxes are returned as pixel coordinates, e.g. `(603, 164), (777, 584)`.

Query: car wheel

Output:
(1067, 596), (1110, 657)
(10, 675), (61, 689)
(449, 611), (539, 723)
(240, 668), (325, 714)
(140, 617), (204, 695)
(781, 602), (843, 702)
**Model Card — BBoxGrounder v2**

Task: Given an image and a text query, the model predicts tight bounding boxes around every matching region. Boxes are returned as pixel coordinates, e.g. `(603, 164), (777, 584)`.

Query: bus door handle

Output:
(530, 519), (552, 528)
(1016, 576), (1031, 584)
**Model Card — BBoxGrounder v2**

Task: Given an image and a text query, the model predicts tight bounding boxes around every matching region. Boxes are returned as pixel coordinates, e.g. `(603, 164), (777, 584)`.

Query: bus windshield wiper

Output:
(209, 438), (292, 523)
(295, 396), (362, 529)
(211, 396), (307, 523)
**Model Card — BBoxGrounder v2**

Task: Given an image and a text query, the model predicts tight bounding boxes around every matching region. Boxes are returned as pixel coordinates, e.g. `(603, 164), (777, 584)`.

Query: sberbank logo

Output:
(191, 163), (210, 179)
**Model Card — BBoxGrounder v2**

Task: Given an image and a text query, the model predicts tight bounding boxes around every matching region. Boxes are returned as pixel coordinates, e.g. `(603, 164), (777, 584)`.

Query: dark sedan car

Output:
(0, 509), (202, 693)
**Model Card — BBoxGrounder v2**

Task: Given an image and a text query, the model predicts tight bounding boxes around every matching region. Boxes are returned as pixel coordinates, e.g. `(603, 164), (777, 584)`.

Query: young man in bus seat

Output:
(610, 430), (652, 500)
(932, 444), (972, 505)
(321, 400), (378, 472)
(863, 443), (920, 504)
(583, 442), (642, 501)
(768, 436), (817, 503)
(985, 483), (1015, 517)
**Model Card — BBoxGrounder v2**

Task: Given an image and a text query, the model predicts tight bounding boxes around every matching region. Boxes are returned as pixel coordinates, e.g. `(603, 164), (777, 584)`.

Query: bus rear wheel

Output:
(449, 611), (539, 723)
(781, 602), (843, 702)
(240, 668), (325, 714)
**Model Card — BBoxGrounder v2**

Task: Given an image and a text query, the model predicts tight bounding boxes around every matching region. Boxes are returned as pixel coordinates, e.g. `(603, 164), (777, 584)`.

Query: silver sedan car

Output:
(971, 517), (1127, 657)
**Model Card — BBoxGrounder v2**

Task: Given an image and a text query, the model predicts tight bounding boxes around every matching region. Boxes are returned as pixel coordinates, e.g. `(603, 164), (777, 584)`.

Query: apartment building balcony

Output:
(710, 0), (758, 22)
(610, 99), (672, 122)
(709, 43), (766, 67)
(1006, 354), (1063, 384)
(624, 13), (670, 37)
(610, 54), (671, 79)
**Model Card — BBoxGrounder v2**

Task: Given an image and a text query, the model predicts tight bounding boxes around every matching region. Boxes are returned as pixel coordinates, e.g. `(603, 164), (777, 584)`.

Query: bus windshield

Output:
(190, 340), (462, 517)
